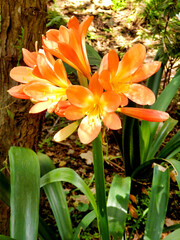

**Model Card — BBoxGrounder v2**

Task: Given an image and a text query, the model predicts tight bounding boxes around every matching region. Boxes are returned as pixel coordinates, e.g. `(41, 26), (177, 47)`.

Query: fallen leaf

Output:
(80, 151), (93, 165)
(165, 217), (180, 227)
(129, 194), (137, 204)
(128, 203), (138, 219)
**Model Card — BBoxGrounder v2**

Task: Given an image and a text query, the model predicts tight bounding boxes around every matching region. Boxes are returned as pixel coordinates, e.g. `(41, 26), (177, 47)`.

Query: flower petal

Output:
(24, 82), (66, 101)
(99, 69), (112, 91)
(10, 66), (40, 83)
(108, 49), (119, 75)
(54, 59), (71, 88)
(46, 29), (60, 42)
(99, 53), (108, 73)
(8, 84), (30, 99)
(22, 48), (37, 68)
(58, 42), (91, 79)
(36, 53), (63, 86)
(119, 93), (129, 106)
(102, 112), (121, 130)
(80, 16), (94, 37)
(68, 16), (79, 29)
(88, 72), (103, 96)
(132, 61), (161, 83)
(119, 107), (169, 122)
(53, 121), (79, 142)
(125, 84), (155, 105)
(100, 91), (121, 112)
(54, 100), (71, 117)
(65, 105), (84, 120)
(66, 85), (93, 108)
(80, 16), (94, 71)
(78, 116), (101, 144)
(116, 44), (146, 80)
(29, 101), (52, 113)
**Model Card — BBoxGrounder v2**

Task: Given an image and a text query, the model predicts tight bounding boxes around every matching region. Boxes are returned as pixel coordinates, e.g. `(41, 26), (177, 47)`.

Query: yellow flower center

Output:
(110, 76), (133, 94)
(84, 97), (102, 127)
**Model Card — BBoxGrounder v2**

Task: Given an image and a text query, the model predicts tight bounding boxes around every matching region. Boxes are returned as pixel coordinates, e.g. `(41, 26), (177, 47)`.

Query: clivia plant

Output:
(0, 16), (180, 240)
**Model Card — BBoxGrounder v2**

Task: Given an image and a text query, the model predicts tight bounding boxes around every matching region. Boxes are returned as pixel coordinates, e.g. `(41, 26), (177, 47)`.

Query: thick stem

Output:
(92, 132), (110, 240)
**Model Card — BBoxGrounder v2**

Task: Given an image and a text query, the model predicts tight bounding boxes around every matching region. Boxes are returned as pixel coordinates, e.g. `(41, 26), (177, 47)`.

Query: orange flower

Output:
(99, 44), (161, 105)
(43, 16), (93, 81)
(65, 73), (122, 144)
(8, 50), (71, 114)
(119, 107), (169, 122)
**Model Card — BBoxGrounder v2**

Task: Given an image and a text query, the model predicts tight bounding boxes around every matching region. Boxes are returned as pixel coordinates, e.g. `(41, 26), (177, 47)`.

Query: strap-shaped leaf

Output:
(40, 167), (97, 216)
(86, 43), (102, 68)
(144, 164), (170, 240)
(151, 69), (180, 112)
(38, 217), (57, 240)
(140, 71), (180, 162)
(9, 147), (40, 240)
(163, 229), (180, 240)
(166, 159), (180, 190)
(107, 175), (131, 239)
(145, 117), (178, 161)
(73, 210), (96, 240)
(157, 131), (180, 159)
(92, 132), (110, 240)
(0, 172), (10, 206)
(38, 153), (73, 240)
(122, 116), (141, 176)
(0, 236), (15, 240)
(146, 48), (167, 98)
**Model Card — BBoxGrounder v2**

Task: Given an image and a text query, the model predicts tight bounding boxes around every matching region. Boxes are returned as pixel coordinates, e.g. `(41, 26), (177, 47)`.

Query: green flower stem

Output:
(92, 132), (110, 240)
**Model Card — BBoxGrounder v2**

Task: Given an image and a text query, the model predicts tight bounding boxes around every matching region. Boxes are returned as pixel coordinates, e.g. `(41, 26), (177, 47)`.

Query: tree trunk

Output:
(0, 0), (47, 234)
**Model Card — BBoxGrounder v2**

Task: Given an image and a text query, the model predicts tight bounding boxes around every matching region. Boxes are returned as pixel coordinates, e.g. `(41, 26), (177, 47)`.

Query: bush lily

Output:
(6, 16), (175, 240)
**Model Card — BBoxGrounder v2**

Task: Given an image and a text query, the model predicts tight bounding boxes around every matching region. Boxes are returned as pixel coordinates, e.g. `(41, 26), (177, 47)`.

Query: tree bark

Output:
(0, 0), (47, 234)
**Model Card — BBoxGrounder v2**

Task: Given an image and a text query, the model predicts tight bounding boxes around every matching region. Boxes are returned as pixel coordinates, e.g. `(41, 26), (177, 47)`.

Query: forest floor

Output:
(39, 0), (180, 239)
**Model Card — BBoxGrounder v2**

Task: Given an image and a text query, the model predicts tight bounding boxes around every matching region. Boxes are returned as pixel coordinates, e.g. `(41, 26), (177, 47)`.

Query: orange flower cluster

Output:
(8, 16), (169, 144)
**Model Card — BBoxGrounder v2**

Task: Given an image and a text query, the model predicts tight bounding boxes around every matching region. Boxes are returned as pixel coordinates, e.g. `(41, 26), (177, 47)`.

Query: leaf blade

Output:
(144, 164), (170, 240)
(107, 175), (131, 239)
(9, 147), (40, 240)
(40, 167), (97, 216)
(38, 153), (73, 240)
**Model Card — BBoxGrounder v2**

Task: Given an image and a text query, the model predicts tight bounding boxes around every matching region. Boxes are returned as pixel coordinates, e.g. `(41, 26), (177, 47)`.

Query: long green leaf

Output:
(86, 43), (102, 68)
(73, 210), (96, 240)
(145, 117), (177, 161)
(157, 131), (180, 159)
(144, 164), (170, 240)
(166, 159), (180, 190)
(9, 147), (40, 240)
(122, 116), (141, 176)
(146, 48), (167, 98)
(38, 217), (57, 240)
(107, 175), (131, 239)
(0, 172), (10, 206)
(38, 152), (73, 240)
(0, 236), (15, 240)
(163, 229), (180, 240)
(92, 132), (110, 240)
(40, 167), (97, 216)
(140, 71), (180, 162)
(151, 69), (180, 111)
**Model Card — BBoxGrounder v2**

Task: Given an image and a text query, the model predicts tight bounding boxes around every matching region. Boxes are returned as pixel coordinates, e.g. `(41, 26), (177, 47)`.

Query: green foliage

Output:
(144, 164), (170, 240)
(111, 0), (127, 11)
(117, 52), (180, 178)
(46, 10), (68, 29)
(9, 147), (40, 240)
(139, 0), (180, 71)
(14, 27), (24, 66)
